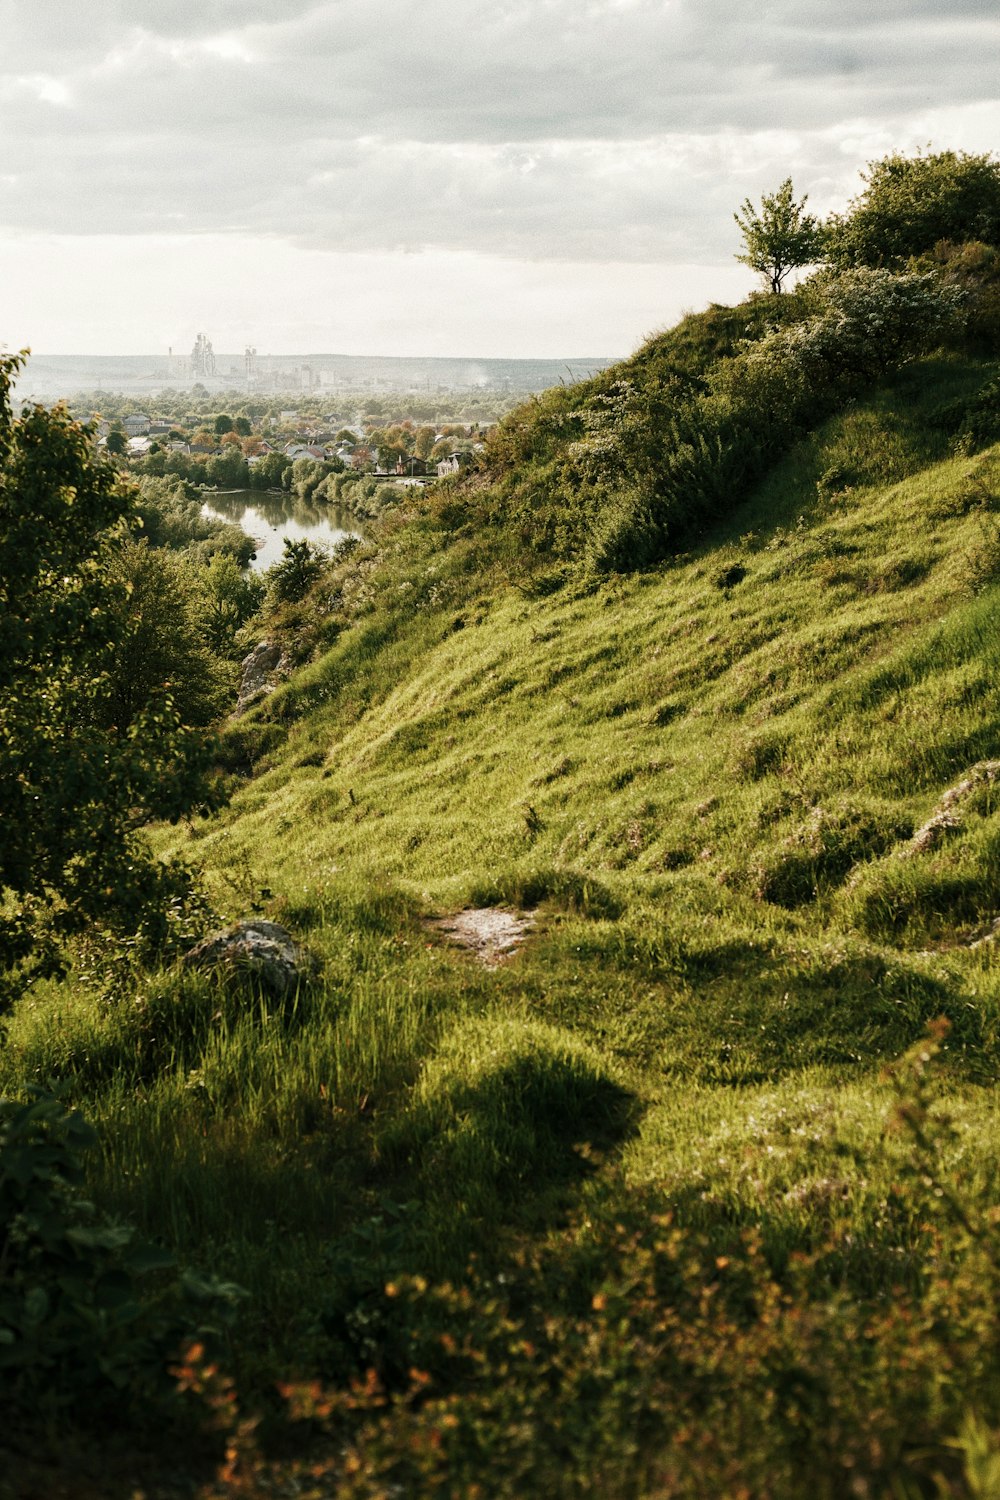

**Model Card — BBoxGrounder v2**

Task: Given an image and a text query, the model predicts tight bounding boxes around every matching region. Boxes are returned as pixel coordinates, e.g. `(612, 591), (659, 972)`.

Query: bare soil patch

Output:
(424, 907), (535, 967)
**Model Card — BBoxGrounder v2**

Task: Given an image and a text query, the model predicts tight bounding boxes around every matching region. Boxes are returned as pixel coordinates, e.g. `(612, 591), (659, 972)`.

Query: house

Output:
(394, 455), (429, 477)
(436, 451), (469, 478)
(285, 443), (328, 463)
(124, 413), (151, 435)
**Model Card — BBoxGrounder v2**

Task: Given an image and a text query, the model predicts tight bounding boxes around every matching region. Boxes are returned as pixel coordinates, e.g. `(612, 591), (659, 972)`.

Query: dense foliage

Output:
(0, 1089), (238, 1425)
(828, 149), (1000, 267)
(0, 355), (221, 997)
(469, 264), (968, 576)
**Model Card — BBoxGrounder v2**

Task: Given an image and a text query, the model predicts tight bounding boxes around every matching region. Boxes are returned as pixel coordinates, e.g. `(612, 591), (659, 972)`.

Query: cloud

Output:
(0, 1), (997, 351)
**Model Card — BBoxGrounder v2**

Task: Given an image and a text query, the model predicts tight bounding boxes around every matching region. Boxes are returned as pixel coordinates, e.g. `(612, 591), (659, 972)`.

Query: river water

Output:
(201, 490), (362, 572)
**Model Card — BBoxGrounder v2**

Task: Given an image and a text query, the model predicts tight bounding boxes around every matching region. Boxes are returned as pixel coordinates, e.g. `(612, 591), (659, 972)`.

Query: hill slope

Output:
(5, 316), (1000, 1493)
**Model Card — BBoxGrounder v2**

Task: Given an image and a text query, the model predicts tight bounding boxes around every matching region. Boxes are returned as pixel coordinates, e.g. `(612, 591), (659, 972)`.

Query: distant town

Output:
(90, 399), (489, 486)
(9, 334), (618, 500)
(17, 335), (617, 401)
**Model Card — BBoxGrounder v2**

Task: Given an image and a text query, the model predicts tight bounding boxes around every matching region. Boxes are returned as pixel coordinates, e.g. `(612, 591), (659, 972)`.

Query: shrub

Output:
(584, 269), (963, 572)
(267, 537), (328, 605)
(0, 1089), (240, 1426)
(934, 372), (1000, 454)
(827, 149), (1000, 267)
(189, 1029), (1000, 1500)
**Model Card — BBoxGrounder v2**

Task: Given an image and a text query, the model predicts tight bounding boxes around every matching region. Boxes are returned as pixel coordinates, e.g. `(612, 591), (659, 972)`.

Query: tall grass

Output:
(5, 353), (1000, 1492)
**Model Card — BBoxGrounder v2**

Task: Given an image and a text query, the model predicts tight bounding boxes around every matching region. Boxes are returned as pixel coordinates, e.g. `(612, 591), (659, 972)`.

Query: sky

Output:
(1, 0), (998, 358)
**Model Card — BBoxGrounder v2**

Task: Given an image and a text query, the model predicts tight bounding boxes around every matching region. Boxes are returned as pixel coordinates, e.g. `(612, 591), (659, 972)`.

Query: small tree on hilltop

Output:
(734, 177), (825, 293)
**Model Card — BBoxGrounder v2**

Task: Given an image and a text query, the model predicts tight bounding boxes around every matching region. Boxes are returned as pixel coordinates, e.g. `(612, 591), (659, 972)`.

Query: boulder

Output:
(236, 640), (292, 715)
(183, 919), (317, 997)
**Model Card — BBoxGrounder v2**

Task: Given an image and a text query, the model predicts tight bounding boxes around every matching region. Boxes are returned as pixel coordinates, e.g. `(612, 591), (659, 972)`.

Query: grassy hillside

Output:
(5, 303), (1000, 1493)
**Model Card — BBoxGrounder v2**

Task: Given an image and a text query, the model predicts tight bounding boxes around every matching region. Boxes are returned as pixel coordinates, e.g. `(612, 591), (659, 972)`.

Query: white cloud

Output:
(4, 73), (74, 107)
(0, 1), (997, 351)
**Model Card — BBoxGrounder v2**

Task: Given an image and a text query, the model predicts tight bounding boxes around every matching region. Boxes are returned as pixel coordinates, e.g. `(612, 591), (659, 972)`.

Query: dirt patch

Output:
(425, 907), (535, 967)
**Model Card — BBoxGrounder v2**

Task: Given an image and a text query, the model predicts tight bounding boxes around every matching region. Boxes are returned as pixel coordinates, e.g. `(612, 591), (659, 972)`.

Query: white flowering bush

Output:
(724, 269), (966, 416)
(588, 269), (965, 571)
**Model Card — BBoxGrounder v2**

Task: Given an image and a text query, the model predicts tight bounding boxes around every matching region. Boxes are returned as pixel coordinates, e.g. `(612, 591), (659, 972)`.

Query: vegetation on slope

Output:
(4, 151), (1000, 1496)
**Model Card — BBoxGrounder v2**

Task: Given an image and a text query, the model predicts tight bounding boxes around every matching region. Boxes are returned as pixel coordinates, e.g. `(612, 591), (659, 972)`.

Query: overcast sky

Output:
(1, 0), (998, 357)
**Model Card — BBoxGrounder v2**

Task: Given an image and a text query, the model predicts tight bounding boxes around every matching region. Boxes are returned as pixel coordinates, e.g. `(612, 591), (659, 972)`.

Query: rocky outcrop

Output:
(908, 760), (1000, 854)
(236, 640), (292, 715)
(183, 919), (318, 997)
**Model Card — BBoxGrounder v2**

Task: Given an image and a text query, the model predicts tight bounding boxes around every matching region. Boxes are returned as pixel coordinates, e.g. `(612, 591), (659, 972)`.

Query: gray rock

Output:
(236, 640), (292, 715)
(183, 919), (318, 997)
(909, 759), (1000, 854)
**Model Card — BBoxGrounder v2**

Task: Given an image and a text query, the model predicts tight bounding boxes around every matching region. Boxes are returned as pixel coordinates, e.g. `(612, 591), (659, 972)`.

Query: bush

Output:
(0, 358), (223, 993)
(267, 537), (327, 604)
(933, 371), (1000, 454)
(583, 269), (964, 572)
(186, 1030), (1000, 1500)
(102, 539), (230, 730)
(134, 474), (253, 564)
(0, 1089), (240, 1425)
(828, 149), (1000, 267)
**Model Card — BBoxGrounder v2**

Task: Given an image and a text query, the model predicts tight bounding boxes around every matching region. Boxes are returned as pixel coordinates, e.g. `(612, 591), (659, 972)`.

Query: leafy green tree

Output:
(249, 451), (292, 491)
(827, 149), (1000, 268)
(0, 352), (220, 994)
(268, 537), (325, 604)
(101, 540), (229, 730)
(290, 456), (337, 500)
(197, 553), (266, 656)
(233, 416), (253, 437)
(213, 413), (234, 436)
(734, 178), (825, 293)
(204, 445), (249, 489)
(105, 428), (126, 455)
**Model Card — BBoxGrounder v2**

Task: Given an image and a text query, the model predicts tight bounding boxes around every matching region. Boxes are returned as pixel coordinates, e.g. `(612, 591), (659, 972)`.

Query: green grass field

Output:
(5, 344), (1000, 1496)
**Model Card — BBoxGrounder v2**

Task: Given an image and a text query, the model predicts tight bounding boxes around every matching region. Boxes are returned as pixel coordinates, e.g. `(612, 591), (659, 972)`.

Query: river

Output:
(201, 490), (362, 572)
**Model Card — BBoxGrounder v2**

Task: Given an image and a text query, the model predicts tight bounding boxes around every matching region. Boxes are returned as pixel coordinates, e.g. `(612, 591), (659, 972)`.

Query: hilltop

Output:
(4, 153), (1000, 1496)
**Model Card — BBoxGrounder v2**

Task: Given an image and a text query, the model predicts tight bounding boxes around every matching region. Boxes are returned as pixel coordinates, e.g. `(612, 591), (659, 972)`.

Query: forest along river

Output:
(201, 490), (363, 572)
